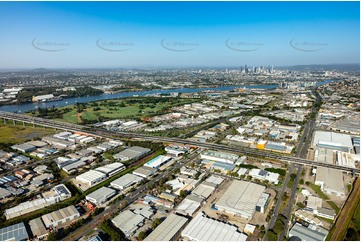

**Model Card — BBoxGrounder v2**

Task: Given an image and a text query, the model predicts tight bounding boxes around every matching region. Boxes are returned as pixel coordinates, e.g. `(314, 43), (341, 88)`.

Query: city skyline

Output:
(0, 1), (359, 68)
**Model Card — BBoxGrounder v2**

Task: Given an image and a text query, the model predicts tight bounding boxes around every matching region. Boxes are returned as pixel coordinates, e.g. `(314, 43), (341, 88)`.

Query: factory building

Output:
(313, 131), (353, 152)
(41, 205), (80, 228)
(0, 222), (29, 241)
(200, 150), (239, 164)
(29, 217), (48, 240)
(86, 187), (117, 205)
(256, 193), (270, 213)
(95, 162), (125, 177)
(215, 180), (265, 219)
(288, 223), (328, 241)
(111, 210), (145, 237)
(110, 173), (143, 190)
(133, 166), (157, 178)
(249, 169), (279, 184)
(144, 213), (188, 241)
(76, 170), (107, 186)
(181, 212), (248, 241)
(315, 167), (345, 197)
(113, 146), (151, 161)
(144, 155), (173, 169)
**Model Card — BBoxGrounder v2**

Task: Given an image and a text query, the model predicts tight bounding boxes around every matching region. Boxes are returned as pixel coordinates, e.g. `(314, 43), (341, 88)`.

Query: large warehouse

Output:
(76, 170), (107, 186)
(41, 205), (80, 228)
(112, 210), (145, 237)
(133, 166), (157, 178)
(144, 213), (188, 241)
(313, 131), (353, 152)
(315, 167), (345, 197)
(215, 180), (265, 219)
(181, 212), (248, 241)
(144, 155), (173, 169)
(86, 187), (117, 205)
(110, 173), (143, 190)
(95, 162), (125, 177)
(0, 222), (29, 241)
(113, 146), (151, 161)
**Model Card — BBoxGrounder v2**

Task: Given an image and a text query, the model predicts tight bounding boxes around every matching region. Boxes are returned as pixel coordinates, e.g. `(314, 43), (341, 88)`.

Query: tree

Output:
(138, 231), (147, 240)
(180, 190), (187, 199)
(152, 218), (162, 229)
(47, 232), (57, 241)
(265, 230), (278, 241)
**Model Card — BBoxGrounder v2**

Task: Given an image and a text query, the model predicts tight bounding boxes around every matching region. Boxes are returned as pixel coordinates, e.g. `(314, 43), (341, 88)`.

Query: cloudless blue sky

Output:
(0, 1), (359, 68)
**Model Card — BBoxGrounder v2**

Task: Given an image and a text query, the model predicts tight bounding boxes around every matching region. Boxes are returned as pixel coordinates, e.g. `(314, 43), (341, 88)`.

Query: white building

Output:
(181, 212), (248, 241)
(41, 205), (80, 228)
(215, 180), (265, 219)
(315, 167), (345, 197)
(76, 170), (107, 186)
(110, 173), (143, 190)
(86, 187), (116, 205)
(200, 150), (239, 164)
(95, 162), (125, 177)
(249, 169), (279, 184)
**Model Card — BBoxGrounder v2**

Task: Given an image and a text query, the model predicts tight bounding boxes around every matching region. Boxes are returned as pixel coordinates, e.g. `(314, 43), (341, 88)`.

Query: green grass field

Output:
(28, 97), (199, 124)
(0, 123), (56, 144)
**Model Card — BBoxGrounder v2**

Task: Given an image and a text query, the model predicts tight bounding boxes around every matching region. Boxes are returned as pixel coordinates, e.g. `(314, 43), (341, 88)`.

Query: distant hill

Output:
(276, 63), (360, 72)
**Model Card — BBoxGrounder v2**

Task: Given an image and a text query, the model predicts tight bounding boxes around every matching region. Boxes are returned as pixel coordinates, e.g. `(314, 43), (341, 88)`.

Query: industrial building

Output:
(255, 193), (270, 213)
(11, 143), (36, 153)
(144, 213), (188, 241)
(200, 150), (239, 164)
(41, 205), (80, 228)
(76, 170), (107, 186)
(32, 94), (56, 102)
(144, 155), (173, 169)
(86, 187), (117, 205)
(110, 173), (143, 190)
(288, 223), (328, 241)
(113, 146), (151, 161)
(95, 162), (125, 176)
(315, 167), (345, 197)
(133, 166), (157, 178)
(111, 210), (145, 237)
(29, 217), (48, 240)
(181, 212), (248, 241)
(215, 180), (265, 219)
(313, 131), (353, 152)
(306, 195), (323, 211)
(175, 195), (203, 216)
(191, 182), (216, 200)
(249, 169), (279, 184)
(62, 160), (87, 174)
(205, 175), (224, 186)
(0, 187), (12, 199)
(210, 161), (236, 173)
(0, 222), (29, 241)
(4, 184), (71, 219)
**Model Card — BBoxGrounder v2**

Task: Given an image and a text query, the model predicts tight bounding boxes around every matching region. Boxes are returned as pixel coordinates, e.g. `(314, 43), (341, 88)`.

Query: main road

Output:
(0, 111), (358, 174)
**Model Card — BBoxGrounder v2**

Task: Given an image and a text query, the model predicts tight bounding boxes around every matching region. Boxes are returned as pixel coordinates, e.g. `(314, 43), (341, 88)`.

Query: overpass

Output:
(0, 111), (359, 175)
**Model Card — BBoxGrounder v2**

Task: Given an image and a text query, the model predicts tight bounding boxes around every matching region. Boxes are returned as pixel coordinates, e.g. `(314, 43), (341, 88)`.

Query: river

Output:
(0, 80), (335, 113)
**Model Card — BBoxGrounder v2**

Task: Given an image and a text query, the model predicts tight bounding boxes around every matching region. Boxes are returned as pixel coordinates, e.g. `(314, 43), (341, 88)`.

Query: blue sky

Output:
(0, 1), (359, 68)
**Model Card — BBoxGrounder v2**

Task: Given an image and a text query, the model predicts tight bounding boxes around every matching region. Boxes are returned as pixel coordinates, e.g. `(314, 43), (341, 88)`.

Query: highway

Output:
(0, 111), (359, 174)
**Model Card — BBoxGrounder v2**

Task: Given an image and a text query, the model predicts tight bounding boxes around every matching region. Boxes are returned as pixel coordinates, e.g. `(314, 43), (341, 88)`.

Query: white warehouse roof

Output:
(144, 213), (188, 241)
(215, 180), (265, 219)
(181, 212), (248, 241)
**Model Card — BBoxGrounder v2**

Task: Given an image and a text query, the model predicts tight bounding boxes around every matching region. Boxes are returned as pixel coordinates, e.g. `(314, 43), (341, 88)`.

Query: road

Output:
(263, 164), (293, 240)
(277, 89), (322, 240)
(61, 151), (199, 241)
(0, 111), (358, 174)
